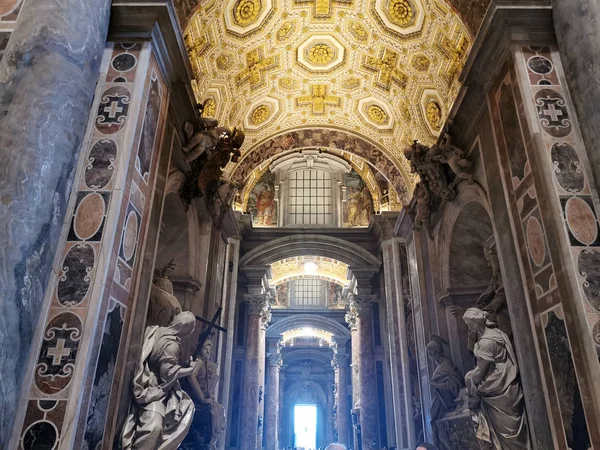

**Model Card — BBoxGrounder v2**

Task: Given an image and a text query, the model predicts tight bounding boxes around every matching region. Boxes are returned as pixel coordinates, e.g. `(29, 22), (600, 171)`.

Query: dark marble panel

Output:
(0, 0), (110, 443)
(56, 243), (95, 306)
(85, 139), (118, 189)
(498, 80), (528, 182)
(83, 300), (125, 450)
(0, 31), (10, 63)
(578, 249), (600, 312)
(535, 89), (572, 138)
(554, 0), (600, 193)
(544, 311), (591, 449)
(551, 143), (585, 193)
(34, 312), (83, 395)
(136, 75), (162, 180)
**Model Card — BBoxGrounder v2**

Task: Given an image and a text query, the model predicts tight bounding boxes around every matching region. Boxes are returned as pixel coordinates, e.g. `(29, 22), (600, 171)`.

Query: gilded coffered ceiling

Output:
(184, 0), (472, 197)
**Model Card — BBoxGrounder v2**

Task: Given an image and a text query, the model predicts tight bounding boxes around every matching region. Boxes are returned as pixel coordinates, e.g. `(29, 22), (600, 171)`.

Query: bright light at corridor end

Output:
(303, 261), (318, 274)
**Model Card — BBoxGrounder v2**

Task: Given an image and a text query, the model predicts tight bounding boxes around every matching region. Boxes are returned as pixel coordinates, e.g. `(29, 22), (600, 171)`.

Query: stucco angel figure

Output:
(183, 336), (226, 448)
(462, 308), (530, 450)
(121, 312), (197, 450)
(182, 101), (240, 164)
(429, 129), (473, 184)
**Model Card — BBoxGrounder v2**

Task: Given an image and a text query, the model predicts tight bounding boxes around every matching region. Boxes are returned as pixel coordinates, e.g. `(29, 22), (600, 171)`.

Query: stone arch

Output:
(230, 128), (412, 203)
(285, 380), (328, 407)
(240, 234), (381, 269)
(267, 314), (350, 339)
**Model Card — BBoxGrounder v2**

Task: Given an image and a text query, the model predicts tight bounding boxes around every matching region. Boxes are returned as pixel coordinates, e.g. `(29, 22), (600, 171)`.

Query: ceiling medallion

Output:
(308, 43), (335, 65)
(387, 0), (415, 27)
(251, 104), (272, 124)
(367, 105), (388, 124)
(245, 96), (280, 129)
(426, 101), (442, 129)
(215, 52), (236, 71)
(297, 35), (346, 73)
(234, 0), (262, 26)
(224, 0), (274, 36)
(202, 98), (217, 117)
(373, 0), (424, 36)
(357, 97), (393, 130)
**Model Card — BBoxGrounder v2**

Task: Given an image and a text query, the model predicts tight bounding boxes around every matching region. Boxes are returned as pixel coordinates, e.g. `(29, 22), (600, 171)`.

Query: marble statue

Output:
(475, 238), (512, 339)
(414, 181), (434, 240)
(404, 140), (456, 202)
(147, 259), (182, 327)
(182, 335), (226, 449)
(121, 312), (197, 450)
(180, 102), (245, 215)
(462, 308), (530, 450)
(429, 130), (473, 184)
(426, 336), (463, 450)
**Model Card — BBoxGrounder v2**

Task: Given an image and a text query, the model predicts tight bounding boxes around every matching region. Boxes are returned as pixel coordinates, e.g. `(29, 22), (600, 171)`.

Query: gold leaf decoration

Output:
(202, 99), (217, 117)
(233, 0), (262, 27)
(250, 104), (271, 124)
(387, 0), (415, 27)
(367, 104), (388, 124)
(426, 100), (442, 129)
(307, 43), (335, 65)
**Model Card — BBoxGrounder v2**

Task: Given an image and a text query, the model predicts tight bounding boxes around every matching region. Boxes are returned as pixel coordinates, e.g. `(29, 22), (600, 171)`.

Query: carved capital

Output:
(267, 352), (282, 368)
(244, 293), (269, 315)
(261, 307), (272, 330)
(345, 304), (358, 331)
(332, 353), (349, 370)
(352, 294), (377, 317)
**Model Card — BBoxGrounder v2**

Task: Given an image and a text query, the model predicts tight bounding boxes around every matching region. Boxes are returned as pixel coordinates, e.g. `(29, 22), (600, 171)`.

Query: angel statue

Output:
(121, 312), (197, 450)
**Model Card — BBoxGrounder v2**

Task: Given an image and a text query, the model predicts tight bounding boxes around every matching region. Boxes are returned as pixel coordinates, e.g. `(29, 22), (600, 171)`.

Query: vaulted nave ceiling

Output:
(182, 0), (482, 200)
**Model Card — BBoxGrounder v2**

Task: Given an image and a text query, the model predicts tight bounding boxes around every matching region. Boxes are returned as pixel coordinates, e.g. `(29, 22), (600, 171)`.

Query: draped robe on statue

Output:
(122, 315), (195, 449)
(469, 327), (530, 450)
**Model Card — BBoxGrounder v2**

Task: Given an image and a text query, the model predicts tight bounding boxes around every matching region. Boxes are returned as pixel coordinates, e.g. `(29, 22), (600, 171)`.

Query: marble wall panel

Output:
(16, 42), (169, 449)
(542, 308), (591, 449)
(489, 49), (600, 448)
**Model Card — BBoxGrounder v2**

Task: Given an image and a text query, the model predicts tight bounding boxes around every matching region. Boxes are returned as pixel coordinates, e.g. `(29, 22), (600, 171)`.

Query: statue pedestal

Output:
(435, 412), (493, 450)
(179, 402), (212, 450)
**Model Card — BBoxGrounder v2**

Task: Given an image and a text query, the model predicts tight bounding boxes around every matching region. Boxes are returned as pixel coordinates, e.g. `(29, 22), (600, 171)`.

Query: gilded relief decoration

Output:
(270, 256), (349, 286)
(184, 0), (472, 194)
(248, 169), (278, 226)
(18, 44), (169, 449)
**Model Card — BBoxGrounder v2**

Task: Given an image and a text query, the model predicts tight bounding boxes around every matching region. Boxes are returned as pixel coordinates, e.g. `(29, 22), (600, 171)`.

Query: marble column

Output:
(346, 295), (380, 449)
(326, 370), (335, 445)
(265, 349), (282, 450)
(553, 0), (600, 193)
(0, 0), (110, 445)
(332, 351), (350, 445)
(355, 295), (380, 450)
(239, 293), (270, 450)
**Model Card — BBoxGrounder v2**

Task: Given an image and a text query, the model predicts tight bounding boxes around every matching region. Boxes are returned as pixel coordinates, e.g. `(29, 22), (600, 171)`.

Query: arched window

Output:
(288, 168), (332, 225)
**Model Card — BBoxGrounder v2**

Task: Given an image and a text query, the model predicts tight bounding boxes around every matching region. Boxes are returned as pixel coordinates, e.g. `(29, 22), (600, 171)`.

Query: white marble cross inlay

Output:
(104, 101), (123, 118)
(543, 103), (563, 122)
(47, 338), (71, 366)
